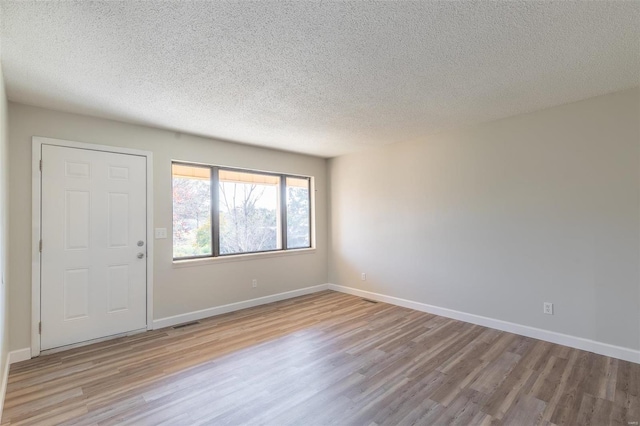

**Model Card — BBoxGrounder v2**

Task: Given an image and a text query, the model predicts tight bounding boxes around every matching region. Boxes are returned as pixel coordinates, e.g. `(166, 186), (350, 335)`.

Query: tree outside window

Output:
(172, 163), (311, 259)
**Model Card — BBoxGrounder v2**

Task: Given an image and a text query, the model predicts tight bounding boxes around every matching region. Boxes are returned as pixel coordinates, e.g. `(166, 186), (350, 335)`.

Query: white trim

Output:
(153, 284), (329, 329)
(31, 140), (41, 357)
(0, 348), (32, 420)
(172, 248), (316, 268)
(31, 136), (154, 357)
(0, 356), (9, 422)
(8, 348), (31, 364)
(328, 284), (640, 364)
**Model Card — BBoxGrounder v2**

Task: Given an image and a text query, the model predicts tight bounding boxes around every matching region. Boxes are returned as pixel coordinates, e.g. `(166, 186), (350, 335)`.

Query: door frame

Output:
(31, 136), (154, 357)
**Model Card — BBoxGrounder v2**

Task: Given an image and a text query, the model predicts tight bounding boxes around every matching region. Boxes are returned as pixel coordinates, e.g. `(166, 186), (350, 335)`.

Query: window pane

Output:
(218, 170), (281, 255)
(172, 164), (212, 258)
(286, 177), (311, 249)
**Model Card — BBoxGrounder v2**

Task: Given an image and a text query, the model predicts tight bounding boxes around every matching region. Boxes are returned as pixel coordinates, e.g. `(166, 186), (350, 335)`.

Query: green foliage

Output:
(195, 219), (212, 254)
(173, 174), (311, 257)
(173, 177), (212, 257)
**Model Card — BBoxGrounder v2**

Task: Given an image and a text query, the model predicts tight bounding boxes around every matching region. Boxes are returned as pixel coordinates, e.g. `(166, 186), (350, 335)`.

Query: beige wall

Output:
(329, 88), (640, 351)
(8, 103), (328, 351)
(6, 88), (640, 356)
(0, 64), (8, 404)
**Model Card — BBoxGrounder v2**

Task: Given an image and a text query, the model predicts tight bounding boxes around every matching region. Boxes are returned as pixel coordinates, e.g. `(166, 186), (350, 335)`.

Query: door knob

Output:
(137, 252), (144, 259)
(137, 240), (144, 247)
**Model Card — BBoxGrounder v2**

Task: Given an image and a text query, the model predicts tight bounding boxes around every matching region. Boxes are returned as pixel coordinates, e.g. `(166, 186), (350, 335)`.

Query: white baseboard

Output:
(153, 284), (330, 329)
(8, 348), (31, 365)
(0, 356), (9, 422)
(1, 348), (31, 420)
(328, 284), (640, 364)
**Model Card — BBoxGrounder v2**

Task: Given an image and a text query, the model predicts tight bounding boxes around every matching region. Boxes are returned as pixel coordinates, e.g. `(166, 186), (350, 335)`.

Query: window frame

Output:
(172, 161), (313, 261)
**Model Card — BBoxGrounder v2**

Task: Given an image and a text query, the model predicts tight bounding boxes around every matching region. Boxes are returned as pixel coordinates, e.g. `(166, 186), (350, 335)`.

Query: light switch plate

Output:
(155, 228), (168, 239)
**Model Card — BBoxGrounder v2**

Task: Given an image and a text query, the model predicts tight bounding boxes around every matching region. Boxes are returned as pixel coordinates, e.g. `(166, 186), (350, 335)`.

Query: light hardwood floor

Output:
(1, 290), (638, 425)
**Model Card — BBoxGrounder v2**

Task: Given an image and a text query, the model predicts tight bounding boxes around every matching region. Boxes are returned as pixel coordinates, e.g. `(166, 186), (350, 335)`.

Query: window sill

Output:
(172, 247), (316, 268)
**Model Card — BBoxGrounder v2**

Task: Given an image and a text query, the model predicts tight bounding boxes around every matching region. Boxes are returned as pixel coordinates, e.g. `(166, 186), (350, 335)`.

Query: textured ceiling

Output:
(1, 1), (639, 157)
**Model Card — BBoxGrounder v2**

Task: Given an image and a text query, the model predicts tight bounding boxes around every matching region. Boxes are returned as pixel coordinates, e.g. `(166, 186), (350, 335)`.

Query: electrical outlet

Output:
(252, 279), (257, 288)
(543, 302), (553, 315)
(361, 273), (366, 281)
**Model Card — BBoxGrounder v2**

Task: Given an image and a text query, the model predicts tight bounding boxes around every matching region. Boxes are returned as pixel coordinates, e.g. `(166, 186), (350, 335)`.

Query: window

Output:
(172, 163), (312, 260)
(172, 164), (212, 258)
(286, 177), (311, 249)
(218, 170), (281, 255)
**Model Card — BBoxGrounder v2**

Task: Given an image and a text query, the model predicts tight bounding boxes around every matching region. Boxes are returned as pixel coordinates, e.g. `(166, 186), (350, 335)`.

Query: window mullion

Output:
(212, 166), (220, 257)
(307, 177), (312, 248)
(280, 175), (287, 250)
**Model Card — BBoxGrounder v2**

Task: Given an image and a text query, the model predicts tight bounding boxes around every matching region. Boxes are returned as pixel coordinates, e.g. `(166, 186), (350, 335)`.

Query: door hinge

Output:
(39, 240), (42, 252)
(39, 159), (42, 172)
(39, 322), (41, 334)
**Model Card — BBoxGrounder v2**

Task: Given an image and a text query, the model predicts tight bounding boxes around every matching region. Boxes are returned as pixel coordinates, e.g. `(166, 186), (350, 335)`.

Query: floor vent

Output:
(173, 321), (200, 329)
(362, 299), (378, 304)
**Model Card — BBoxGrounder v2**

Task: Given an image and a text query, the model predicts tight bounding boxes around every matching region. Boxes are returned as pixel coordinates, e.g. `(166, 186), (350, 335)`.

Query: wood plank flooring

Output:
(2, 290), (638, 425)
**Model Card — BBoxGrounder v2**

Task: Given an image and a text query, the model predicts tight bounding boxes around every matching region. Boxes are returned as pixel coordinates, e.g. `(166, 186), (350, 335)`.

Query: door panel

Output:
(65, 190), (90, 249)
(41, 145), (147, 350)
(107, 265), (130, 313)
(63, 268), (89, 320)
(108, 192), (129, 247)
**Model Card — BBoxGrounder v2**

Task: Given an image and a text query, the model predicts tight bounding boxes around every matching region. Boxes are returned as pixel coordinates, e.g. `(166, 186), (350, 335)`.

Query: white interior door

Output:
(40, 145), (147, 350)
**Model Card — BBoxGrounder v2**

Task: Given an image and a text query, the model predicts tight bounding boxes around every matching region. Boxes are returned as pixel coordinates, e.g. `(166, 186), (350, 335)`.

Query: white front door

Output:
(40, 145), (147, 350)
